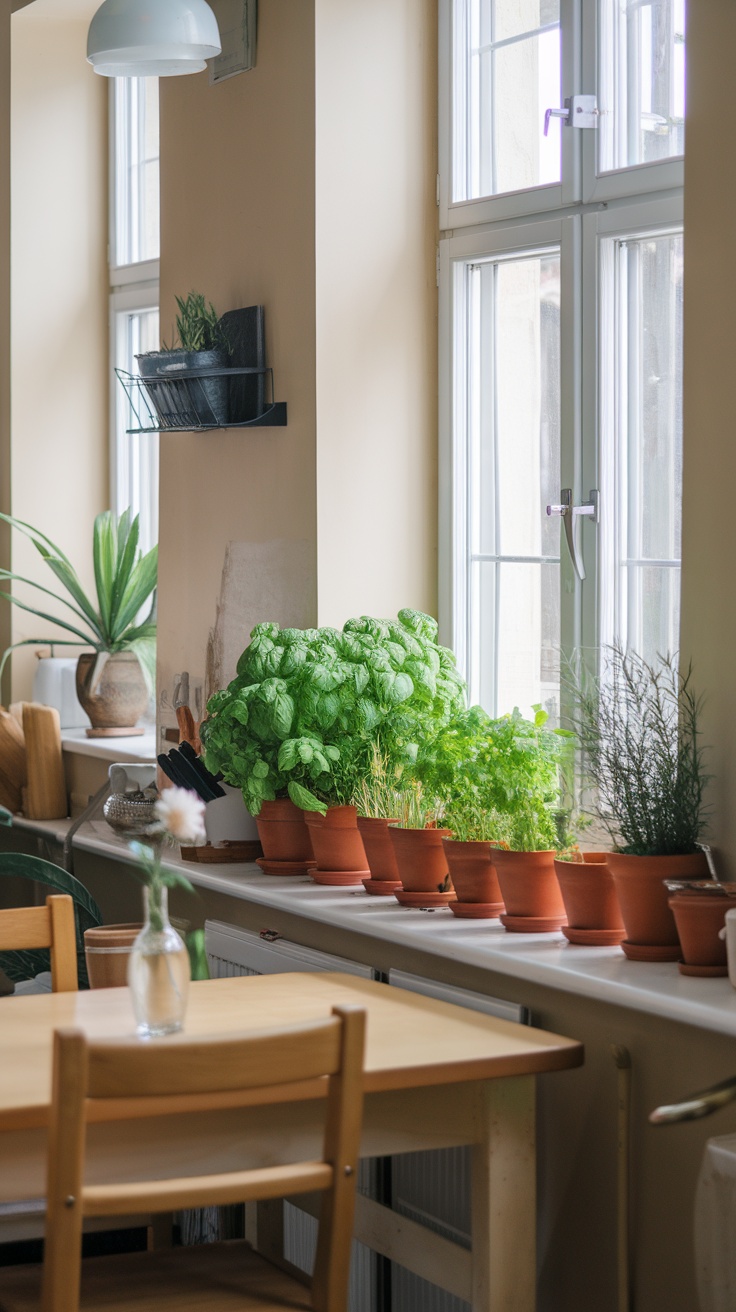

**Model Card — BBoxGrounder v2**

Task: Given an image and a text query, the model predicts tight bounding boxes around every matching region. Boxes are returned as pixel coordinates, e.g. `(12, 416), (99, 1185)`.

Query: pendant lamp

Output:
(87, 0), (222, 77)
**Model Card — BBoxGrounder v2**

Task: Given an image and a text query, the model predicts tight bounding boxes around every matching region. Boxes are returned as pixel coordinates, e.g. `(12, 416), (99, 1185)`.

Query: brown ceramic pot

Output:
(669, 894), (729, 969)
(493, 849), (565, 919)
(357, 817), (400, 882)
(442, 839), (503, 912)
(304, 805), (368, 872)
(607, 852), (709, 953)
(76, 651), (148, 731)
(388, 826), (453, 893)
(256, 798), (312, 862)
(84, 923), (142, 989)
(554, 854), (625, 932)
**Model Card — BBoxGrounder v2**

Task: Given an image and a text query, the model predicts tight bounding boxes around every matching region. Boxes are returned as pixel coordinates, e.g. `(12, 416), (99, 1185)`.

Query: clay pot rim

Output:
(554, 855), (610, 870)
(357, 815), (399, 826)
(442, 837), (498, 849)
(389, 825), (453, 836)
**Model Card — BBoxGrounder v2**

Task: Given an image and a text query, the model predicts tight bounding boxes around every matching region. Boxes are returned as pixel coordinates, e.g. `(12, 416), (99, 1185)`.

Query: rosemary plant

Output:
(571, 645), (710, 857)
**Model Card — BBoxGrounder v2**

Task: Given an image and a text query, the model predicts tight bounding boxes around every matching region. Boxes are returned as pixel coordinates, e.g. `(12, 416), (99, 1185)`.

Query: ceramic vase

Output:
(493, 849), (566, 933)
(554, 854), (626, 946)
(388, 827), (455, 907)
(304, 805), (369, 885)
(442, 839), (504, 919)
(357, 816), (401, 894)
(607, 851), (709, 962)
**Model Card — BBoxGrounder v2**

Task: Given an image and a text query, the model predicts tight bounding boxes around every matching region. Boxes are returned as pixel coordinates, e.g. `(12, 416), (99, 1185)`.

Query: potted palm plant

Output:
(571, 646), (711, 961)
(0, 509), (156, 735)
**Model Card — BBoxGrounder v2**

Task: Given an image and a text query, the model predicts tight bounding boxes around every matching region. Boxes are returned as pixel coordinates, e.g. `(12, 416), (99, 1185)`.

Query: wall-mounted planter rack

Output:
(116, 304), (287, 433)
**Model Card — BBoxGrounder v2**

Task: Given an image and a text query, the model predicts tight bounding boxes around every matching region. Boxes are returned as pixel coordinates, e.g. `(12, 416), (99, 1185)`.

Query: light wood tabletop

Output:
(0, 972), (582, 1130)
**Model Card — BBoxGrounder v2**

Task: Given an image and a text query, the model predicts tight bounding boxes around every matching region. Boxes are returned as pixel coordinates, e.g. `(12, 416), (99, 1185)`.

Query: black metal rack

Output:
(117, 304), (287, 433)
(116, 365), (287, 433)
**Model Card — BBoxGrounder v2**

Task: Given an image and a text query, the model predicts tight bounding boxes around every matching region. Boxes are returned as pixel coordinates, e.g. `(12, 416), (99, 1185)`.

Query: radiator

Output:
(387, 970), (530, 1312)
(203, 923), (530, 1312)
(204, 921), (377, 1312)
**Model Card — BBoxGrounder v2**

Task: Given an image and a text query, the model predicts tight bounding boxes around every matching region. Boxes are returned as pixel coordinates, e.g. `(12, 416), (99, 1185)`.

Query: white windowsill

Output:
(60, 727), (157, 764)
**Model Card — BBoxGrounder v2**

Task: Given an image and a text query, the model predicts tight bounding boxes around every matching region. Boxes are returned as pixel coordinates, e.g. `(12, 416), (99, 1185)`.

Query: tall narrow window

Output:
(441, 0), (685, 717)
(464, 252), (561, 714)
(109, 78), (160, 555)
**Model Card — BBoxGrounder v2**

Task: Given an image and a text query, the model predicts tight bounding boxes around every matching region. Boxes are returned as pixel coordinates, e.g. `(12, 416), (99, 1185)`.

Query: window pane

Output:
(602, 231), (683, 664)
(599, 0), (685, 173)
(113, 78), (160, 267)
(114, 307), (159, 556)
(454, 0), (561, 202)
(467, 252), (561, 717)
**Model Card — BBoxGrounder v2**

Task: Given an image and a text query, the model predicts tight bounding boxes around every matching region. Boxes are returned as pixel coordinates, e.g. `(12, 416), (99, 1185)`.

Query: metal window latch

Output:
(544, 95), (599, 136)
(546, 489), (600, 581)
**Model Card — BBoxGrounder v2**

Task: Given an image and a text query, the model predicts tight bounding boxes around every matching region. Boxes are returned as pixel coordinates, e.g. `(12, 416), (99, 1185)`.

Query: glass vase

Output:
(127, 885), (190, 1037)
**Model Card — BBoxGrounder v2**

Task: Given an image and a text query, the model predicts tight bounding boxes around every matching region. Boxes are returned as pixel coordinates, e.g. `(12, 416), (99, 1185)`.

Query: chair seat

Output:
(0, 1240), (313, 1312)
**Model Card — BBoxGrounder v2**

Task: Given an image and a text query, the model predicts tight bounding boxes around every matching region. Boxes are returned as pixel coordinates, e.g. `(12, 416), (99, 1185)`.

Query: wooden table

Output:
(0, 973), (583, 1311)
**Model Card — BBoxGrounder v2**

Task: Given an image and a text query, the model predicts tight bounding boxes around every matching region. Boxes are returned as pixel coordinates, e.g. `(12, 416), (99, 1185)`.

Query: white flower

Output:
(154, 786), (206, 845)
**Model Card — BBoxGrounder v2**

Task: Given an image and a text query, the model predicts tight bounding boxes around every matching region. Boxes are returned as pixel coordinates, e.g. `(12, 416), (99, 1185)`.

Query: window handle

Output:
(544, 105), (570, 136)
(544, 95), (600, 136)
(546, 489), (599, 581)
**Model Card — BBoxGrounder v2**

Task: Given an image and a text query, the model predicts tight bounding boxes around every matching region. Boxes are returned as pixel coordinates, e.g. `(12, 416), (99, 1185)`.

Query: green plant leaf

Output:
(108, 512), (140, 633)
(110, 547), (158, 640)
(287, 781), (327, 813)
(0, 590), (96, 646)
(37, 554), (105, 638)
(93, 512), (116, 638)
(0, 570), (101, 638)
(125, 635), (156, 699)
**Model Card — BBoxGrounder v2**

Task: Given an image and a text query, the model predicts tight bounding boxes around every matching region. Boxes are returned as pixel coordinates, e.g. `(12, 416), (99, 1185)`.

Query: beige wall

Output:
(157, 0), (318, 718)
(314, 0), (438, 628)
(679, 0), (736, 876)
(0, 2), (12, 699)
(9, 7), (107, 700)
(157, 0), (437, 725)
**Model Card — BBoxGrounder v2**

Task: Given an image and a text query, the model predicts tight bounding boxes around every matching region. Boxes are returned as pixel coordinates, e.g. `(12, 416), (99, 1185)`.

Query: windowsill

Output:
(60, 727), (157, 764)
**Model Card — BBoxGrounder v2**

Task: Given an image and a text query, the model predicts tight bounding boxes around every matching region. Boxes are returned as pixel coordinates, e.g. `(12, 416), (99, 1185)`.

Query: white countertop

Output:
(71, 820), (736, 1039)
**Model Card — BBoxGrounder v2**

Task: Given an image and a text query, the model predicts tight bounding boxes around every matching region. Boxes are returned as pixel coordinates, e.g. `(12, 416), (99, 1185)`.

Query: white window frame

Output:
(108, 80), (160, 543)
(439, 0), (683, 231)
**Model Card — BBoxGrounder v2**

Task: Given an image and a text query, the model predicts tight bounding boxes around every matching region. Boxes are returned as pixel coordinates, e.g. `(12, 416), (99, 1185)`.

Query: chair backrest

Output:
(0, 895), (77, 993)
(43, 1004), (366, 1312)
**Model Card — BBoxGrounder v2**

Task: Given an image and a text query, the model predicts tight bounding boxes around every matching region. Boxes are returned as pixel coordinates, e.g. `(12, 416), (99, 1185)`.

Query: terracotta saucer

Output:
(620, 940), (681, 962)
(310, 869), (370, 887)
(256, 858), (316, 877)
(678, 960), (729, 977)
(500, 913), (567, 933)
(362, 878), (402, 896)
(563, 926), (627, 946)
(395, 889), (457, 908)
(450, 901), (504, 919)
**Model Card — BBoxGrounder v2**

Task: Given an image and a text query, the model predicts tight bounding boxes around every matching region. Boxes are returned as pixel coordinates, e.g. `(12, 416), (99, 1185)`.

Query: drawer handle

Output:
(650, 1075), (736, 1125)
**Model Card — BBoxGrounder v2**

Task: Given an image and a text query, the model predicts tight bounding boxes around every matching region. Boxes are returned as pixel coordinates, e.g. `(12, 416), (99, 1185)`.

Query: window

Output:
(109, 77), (160, 556)
(440, 0), (685, 717)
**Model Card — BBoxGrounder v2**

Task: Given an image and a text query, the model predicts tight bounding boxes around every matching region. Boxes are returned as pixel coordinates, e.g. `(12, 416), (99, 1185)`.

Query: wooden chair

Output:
(0, 895), (77, 993)
(0, 1004), (366, 1312)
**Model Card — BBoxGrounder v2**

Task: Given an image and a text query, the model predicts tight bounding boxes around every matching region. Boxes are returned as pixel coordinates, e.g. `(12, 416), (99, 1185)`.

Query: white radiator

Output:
(204, 921), (377, 1312)
(203, 924), (531, 1312)
(387, 970), (530, 1312)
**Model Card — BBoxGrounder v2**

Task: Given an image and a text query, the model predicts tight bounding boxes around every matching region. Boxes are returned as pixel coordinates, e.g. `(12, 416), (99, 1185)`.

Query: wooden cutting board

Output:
(0, 708), (26, 813)
(22, 704), (67, 820)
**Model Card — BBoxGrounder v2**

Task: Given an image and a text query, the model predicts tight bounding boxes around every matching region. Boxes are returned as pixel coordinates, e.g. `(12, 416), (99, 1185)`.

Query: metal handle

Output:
(546, 488), (599, 581)
(650, 1075), (736, 1125)
(544, 105), (570, 136)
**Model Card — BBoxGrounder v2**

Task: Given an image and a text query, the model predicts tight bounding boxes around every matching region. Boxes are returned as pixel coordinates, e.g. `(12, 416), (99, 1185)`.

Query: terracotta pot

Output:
(357, 817), (400, 882)
(304, 805), (368, 872)
(256, 798), (312, 862)
(388, 826), (453, 893)
(442, 839), (503, 909)
(76, 651), (148, 731)
(84, 923), (142, 989)
(554, 854), (624, 932)
(493, 849), (565, 919)
(608, 852), (709, 949)
(669, 894), (729, 969)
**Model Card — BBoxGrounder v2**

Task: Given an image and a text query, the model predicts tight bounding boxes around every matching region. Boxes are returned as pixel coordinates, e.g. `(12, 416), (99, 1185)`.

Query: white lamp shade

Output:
(87, 0), (221, 77)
